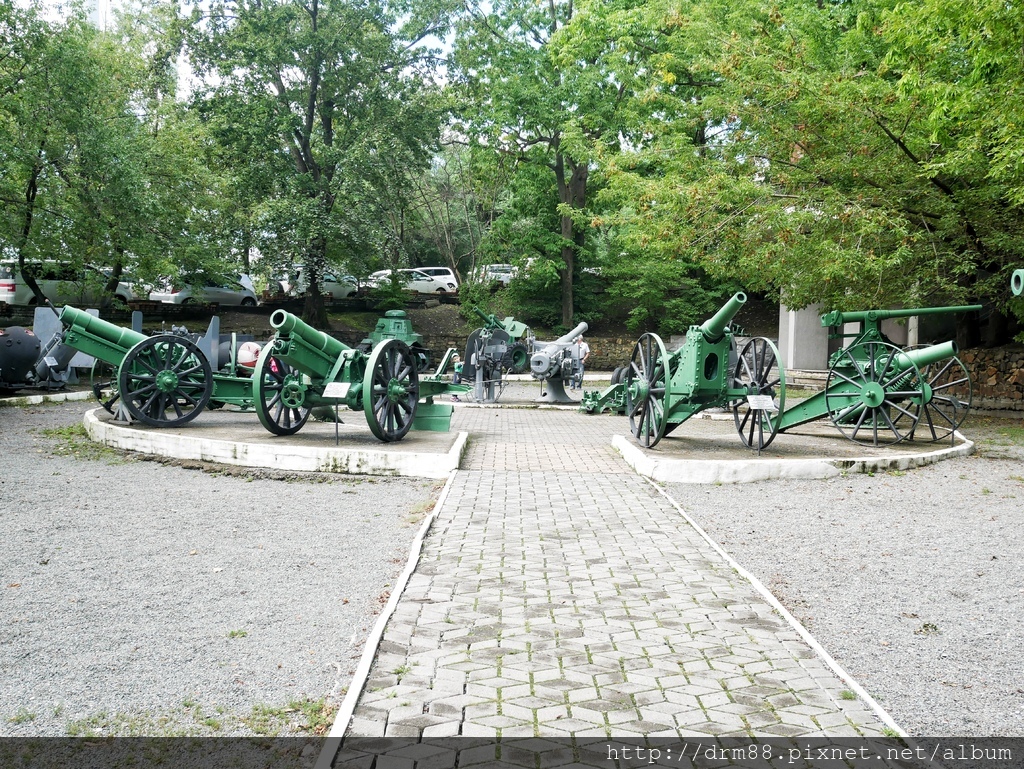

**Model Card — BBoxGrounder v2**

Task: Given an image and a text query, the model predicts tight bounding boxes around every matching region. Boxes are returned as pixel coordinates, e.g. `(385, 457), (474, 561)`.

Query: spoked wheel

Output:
(824, 341), (922, 445)
(363, 339), (419, 442)
(252, 343), (312, 436)
(731, 337), (786, 452)
(624, 333), (671, 448)
(892, 345), (972, 442)
(118, 335), (213, 427)
(90, 358), (120, 414)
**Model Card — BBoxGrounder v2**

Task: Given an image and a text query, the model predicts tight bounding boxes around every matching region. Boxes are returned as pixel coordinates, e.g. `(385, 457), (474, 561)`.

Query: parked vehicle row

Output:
(2, 257), (525, 309)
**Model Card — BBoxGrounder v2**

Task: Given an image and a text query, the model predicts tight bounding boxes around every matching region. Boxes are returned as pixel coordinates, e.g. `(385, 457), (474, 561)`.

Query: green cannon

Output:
(252, 309), (466, 441)
(580, 366), (628, 415)
(624, 296), (973, 451)
(625, 292), (778, 448)
(1013, 269), (1024, 296)
(815, 304), (981, 442)
(60, 305), (257, 426)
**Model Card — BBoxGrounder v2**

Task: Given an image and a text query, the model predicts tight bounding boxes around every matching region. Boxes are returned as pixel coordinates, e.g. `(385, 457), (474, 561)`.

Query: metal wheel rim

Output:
(824, 341), (921, 446)
(892, 345), (972, 441)
(117, 335), (213, 427)
(252, 342), (312, 436)
(624, 332), (671, 448)
(731, 337), (786, 451)
(363, 339), (419, 442)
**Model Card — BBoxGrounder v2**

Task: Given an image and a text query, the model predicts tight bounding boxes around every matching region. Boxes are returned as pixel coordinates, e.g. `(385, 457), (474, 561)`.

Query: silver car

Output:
(149, 277), (259, 306)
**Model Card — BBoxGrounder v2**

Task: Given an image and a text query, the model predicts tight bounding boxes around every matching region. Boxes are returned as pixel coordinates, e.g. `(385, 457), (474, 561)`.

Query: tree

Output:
(184, 0), (446, 325)
(451, 0), (641, 327)
(586, 0), (1024, 342)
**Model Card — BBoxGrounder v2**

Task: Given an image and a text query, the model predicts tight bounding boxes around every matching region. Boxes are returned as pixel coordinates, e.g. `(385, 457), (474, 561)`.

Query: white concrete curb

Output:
(315, 470), (459, 769)
(84, 409), (467, 480)
(646, 478), (908, 738)
(613, 432), (974, 484)
(0, 390), (94, 407)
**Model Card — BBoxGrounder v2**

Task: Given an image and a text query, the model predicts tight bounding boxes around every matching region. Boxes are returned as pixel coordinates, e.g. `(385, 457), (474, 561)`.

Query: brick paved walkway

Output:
(329, 407), (889, 762)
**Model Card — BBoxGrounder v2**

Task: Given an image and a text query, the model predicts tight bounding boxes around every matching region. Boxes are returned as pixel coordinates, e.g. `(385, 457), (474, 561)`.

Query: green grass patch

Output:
(8, 708), (37, 724)
(63, 697), (336, 737)
(41, 424), (124, 463)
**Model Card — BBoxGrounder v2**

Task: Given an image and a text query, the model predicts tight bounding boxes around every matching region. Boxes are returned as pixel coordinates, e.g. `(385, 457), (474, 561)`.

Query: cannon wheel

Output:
(252, 343), (312, 436)
(364, 339), (419, 442)
(893, 345), (972, 442)
(731, 337), (786, 451)
(118, 335), (213, 427)
(625, 333), (671, 448)
(824, 341), (922, 446)
(90, 358), (119, 414)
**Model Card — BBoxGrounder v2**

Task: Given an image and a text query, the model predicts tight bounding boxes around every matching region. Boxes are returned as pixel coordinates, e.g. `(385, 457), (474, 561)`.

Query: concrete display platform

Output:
(613, 414), (974, 483)
(81, 378), (973, 483)
(84, 408), (467, 479)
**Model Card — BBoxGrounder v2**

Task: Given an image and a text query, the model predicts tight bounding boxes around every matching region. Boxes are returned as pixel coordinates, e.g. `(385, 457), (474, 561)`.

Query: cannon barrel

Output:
(270, 309), (350, 359)
(700, 292), (746, 341)
(529, 321), (588, 379)
(895, 340), (958, 373)
(59, 305), (148, 365)
(542, 322), (588, 351)
(821, 304), (982, 328)
(472, 306), (497, 325)
(1013, 269), (1024, 296)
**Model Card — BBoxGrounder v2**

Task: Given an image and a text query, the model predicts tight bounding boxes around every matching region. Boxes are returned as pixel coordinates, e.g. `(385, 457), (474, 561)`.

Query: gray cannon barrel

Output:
(530, 321), (588, 380)
(1013, 269), (1024, 296)
(700, 292), (746, 341)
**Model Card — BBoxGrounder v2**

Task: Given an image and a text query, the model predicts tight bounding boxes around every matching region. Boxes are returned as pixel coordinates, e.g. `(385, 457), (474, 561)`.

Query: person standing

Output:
(571, 336), (590, 390)
(451, 354), (463, 402)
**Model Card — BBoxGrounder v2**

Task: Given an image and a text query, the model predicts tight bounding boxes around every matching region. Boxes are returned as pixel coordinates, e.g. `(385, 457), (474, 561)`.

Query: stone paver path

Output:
(330, 407), (887, 763)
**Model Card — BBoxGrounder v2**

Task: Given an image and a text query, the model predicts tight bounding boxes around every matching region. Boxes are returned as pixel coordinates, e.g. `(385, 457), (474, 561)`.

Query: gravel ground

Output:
(0, 399), (441, 737)
(664, 420), (1024, 737)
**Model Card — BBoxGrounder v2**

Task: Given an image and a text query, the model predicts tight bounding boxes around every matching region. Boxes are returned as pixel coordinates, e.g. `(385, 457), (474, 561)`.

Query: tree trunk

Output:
(302, 235), (330, 328)
(17, 144), (45, 303)
(554, 153), (588, 328)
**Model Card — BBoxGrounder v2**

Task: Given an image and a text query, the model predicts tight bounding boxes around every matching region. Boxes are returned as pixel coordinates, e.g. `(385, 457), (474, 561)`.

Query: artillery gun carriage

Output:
(623, 294), (975, 451)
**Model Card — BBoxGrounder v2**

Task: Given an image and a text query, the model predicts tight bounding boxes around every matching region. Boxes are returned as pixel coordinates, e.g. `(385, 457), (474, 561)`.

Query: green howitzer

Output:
(767, 339), (966, 446)
(253, 309), (466, 441)
(472, 306), (532, 341)
(580, 366), (628, 415)
(625, 292), (783, 449)
(59, 305), (258, 426)
(624, 294), (973, 451)
(1013, 269), (1024, 296)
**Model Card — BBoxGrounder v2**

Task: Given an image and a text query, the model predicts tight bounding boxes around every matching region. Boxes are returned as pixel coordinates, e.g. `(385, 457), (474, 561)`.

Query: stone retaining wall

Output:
(960, 345), (1024, 412)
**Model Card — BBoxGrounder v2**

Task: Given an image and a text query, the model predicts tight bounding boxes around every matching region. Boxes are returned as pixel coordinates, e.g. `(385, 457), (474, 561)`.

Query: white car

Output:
(480, 263), (516, 286)
(0, 260), (135, 306)
(367, 268), (456, 294)
(416, 266), (459, 287)
(284, 266), (358, 299)
(149, 277), (259, 306)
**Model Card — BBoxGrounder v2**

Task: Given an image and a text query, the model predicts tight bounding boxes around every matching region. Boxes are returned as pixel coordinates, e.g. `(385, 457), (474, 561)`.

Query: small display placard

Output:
(746, 394), (776, 411)
(322, 381), (350, 399)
